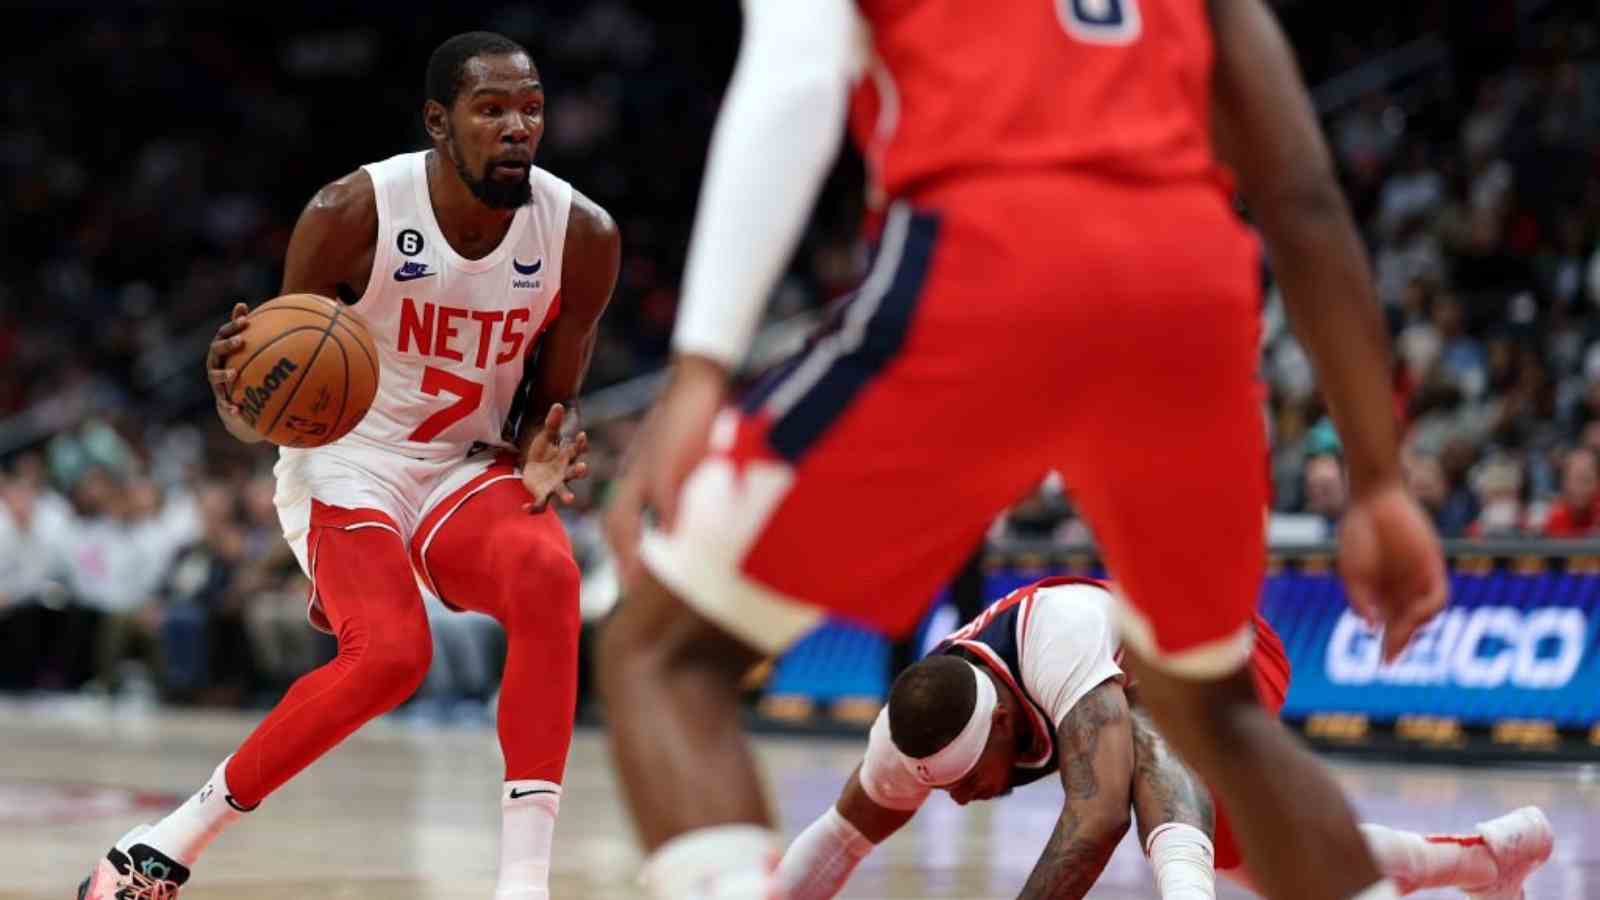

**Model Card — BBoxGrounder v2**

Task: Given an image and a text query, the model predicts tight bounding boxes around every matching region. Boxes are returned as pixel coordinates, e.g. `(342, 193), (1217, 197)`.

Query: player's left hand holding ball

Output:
(521, 403), (590, 513)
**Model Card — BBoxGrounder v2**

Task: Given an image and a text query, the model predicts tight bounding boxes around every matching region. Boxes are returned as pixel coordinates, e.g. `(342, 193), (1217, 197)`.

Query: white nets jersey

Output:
(339, 150), (571, 459)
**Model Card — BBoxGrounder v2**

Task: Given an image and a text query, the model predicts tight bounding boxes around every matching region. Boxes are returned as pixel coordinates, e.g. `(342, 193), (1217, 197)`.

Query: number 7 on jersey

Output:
(407, 366), (485, 443)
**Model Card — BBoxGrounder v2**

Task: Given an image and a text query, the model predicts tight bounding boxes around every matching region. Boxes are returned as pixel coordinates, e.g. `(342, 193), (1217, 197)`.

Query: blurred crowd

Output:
(0, 422), (559, 716)
(1266, 11), (1600, 543)
(0, 429), (320, 703)
(6, 2), (1600, 708)
(999, 4), (1600, 546)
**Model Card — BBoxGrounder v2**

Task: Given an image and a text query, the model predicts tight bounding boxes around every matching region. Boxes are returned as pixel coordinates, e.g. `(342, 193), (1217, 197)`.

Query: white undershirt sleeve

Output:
(776, 806), (875, 900)
(671, 0), (867, 369)
(1019, 584), (1126, 728)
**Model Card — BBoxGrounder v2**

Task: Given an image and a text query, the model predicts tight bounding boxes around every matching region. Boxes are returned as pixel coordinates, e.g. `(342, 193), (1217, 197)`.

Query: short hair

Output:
(426, 31), (529, 109)
(887, 655), (977, 759)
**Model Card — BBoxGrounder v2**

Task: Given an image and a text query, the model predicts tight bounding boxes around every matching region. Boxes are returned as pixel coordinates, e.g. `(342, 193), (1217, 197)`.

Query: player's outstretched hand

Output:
(1337, 482), (1449, 662)
(521, 403), (590, 513)
(603, 355), (727, 588)
(207, 302), (251, 416)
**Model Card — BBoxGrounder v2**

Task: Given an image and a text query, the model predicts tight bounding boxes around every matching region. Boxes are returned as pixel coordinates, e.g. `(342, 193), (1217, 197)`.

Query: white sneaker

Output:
(78, 824), (191, 899)
(1463, 806), (1554, 900)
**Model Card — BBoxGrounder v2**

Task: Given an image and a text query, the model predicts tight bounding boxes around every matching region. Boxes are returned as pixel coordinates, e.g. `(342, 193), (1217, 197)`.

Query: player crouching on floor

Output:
(778, 578), (1554, 900)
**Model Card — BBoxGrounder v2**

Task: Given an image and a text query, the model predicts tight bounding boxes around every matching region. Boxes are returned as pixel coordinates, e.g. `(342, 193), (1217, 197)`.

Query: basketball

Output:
(227, 293), (380, 448)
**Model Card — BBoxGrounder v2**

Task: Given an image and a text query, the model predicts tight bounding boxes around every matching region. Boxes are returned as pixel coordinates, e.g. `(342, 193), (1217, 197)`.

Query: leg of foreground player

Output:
(420, 479), (582, 900)
(1125, 654), (1392, 900)
(597, 570), (773, 899)
(81, 522), (432, 897)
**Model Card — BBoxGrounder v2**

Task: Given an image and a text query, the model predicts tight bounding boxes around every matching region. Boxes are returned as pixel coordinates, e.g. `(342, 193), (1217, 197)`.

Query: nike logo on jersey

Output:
(394, 261), (435, 282)
(513, 258), (542, 275)
(508, 787), (558, 800)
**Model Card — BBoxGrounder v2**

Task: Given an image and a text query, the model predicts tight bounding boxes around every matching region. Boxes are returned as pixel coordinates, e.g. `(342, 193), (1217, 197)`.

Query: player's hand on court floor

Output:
(603, 355), (727, 587)
(1337, 482), (1449, 663)
(520, 403), (590, 514)
(207, 302), (255, 430)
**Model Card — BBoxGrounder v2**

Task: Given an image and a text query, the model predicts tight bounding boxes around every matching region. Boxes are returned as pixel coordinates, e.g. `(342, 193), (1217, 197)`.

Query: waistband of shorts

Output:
(900, 165), (1236, 215)
(328, 432), (511, 462)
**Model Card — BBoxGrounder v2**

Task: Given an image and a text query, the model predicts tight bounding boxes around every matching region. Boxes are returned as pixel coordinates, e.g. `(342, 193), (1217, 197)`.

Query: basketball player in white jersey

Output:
(80, 32), (619, 898)
(776, 579), (1552, 900)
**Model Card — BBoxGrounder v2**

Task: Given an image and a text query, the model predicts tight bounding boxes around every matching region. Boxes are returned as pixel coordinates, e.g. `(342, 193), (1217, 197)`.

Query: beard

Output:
(448, 135), (532, 210)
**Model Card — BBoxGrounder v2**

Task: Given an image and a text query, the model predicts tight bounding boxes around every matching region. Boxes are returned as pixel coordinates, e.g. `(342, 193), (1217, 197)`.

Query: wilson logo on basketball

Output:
(238, 357), (300, 426)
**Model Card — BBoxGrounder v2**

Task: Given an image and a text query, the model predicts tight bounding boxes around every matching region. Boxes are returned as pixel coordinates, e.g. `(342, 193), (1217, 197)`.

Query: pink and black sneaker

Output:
(78, 825), (190, 899)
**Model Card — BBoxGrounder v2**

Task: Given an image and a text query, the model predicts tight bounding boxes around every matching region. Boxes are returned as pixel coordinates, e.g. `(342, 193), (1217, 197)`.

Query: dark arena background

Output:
(4, 1), (1600, 897)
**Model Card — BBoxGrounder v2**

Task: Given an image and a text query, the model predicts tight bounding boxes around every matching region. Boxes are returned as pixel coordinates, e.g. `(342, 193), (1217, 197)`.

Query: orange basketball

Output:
(227, 294), (380, 448)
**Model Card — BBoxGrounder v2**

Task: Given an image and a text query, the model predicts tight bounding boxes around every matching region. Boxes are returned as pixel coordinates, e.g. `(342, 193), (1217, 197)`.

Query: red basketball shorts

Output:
(274, 442), (522, 630)
(641, 171), (1266, 676)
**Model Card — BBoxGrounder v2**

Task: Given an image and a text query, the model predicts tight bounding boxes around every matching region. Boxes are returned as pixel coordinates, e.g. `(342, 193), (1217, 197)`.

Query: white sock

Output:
(1350, 879), (1401, 900)
(139, 757), (248, 867)
(496, 780), (561, 899)
(641, 824), (781, 900)
(1360, 824), (1499, 893)
(777, 806), (875, 900)
(1145, 823), (1216, 899)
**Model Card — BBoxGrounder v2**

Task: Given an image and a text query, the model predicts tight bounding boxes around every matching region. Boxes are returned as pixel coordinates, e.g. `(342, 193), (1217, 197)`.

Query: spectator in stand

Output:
(1539, 215), (1589, 311)
(1469, 456), (1528, 538)
(1334, 91), (1401, 184)
(1303, 454), (1347, 527)
(1377, 141), (1445, 240)
(1375, 212), (1447, 310)
(235, 474), (327, 696)
(1579, 421), (1600, 458)
(0, 473), (71, 689)
(82, 474), (202, 698)
(1405, 453), (1477, 538)
(1431, 295), (1489, 400)
(1539, 447), (1600, 538)
(1460, 75), (1516, 164)
(1568, 379), (1600, 440)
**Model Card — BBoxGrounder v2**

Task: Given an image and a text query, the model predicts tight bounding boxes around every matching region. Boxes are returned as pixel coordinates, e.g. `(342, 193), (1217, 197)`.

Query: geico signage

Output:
(1326, 606), (1586, 690)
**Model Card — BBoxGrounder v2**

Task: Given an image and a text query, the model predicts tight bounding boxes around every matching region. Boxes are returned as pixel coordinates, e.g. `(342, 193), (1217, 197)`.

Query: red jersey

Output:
(1002, 577), (1292, 710)
(849, 0), (1223, 204)
(1540, 497), (1600, 538)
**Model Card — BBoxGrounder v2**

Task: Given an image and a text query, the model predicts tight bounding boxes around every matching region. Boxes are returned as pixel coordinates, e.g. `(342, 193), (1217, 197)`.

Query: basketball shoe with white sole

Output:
(77, 824), (190, 899)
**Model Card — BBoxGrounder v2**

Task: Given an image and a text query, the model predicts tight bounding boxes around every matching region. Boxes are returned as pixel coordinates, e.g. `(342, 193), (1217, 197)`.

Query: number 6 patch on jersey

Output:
(1057, 0), (1141, 45)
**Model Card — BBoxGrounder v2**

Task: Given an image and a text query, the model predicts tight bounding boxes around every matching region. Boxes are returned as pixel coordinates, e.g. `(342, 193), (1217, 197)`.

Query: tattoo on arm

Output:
(1017, 682), (1134, 900)
(1130, 708), (1214, 845)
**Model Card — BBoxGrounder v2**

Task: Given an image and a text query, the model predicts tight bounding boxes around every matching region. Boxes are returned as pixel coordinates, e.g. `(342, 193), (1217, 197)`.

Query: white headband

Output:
(899, 662), (997, 787)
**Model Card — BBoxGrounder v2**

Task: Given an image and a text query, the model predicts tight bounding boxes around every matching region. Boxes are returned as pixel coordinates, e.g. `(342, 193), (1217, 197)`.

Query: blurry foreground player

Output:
(81, 32), (618, 899)
(777, 580), (1553, 900)
(599, 0), (1447, 897)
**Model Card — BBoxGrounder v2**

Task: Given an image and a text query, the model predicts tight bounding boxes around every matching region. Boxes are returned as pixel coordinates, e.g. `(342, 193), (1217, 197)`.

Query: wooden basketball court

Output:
(5, 698), (1595, 898)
